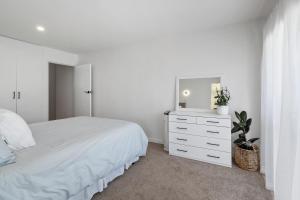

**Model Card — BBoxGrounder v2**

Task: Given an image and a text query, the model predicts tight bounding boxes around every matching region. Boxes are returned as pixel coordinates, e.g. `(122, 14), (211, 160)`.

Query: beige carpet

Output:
(92, 143), (272, 200)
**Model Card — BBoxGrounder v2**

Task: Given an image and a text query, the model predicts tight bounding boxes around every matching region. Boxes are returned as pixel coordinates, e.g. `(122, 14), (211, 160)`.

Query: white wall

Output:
(0, 36), (78, 122)
(79, 20), (264, 143)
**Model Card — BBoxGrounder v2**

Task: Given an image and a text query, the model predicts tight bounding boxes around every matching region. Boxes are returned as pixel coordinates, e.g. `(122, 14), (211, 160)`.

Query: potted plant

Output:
(214, 87), (230, 115)
(231, 111), (259, 171)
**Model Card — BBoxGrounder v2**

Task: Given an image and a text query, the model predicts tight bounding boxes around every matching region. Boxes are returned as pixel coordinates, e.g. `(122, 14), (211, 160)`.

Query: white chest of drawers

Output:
(168, 111), (232, 167)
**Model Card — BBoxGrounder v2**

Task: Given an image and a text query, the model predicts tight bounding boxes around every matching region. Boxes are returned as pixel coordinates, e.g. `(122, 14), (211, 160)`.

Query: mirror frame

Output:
(176, 75), (222, 112)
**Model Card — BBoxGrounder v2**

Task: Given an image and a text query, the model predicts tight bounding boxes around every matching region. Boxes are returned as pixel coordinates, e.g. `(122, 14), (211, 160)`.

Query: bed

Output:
(0, 116), (148, 200)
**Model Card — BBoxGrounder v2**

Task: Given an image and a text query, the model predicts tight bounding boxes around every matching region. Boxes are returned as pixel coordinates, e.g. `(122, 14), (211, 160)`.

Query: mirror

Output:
(176, 76), (221, 111)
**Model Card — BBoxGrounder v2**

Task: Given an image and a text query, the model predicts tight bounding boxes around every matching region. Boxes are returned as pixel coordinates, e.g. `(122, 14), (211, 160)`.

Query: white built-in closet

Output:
(0, 36), (79, 123)
(0, 37), (44, 123)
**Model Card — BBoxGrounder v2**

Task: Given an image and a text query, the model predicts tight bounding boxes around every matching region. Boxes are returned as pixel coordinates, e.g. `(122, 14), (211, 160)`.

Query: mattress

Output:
(0, 116), (148, 200)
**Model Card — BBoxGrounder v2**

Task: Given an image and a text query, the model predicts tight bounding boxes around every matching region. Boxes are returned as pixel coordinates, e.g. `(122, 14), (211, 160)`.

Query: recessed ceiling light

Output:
(36, 25), (45, 32)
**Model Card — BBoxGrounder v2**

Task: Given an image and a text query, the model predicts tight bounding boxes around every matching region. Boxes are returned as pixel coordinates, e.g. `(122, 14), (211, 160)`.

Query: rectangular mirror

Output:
(176, 76), (221, 112)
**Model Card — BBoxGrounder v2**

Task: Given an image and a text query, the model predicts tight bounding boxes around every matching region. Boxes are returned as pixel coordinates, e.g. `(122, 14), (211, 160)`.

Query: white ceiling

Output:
(0, 0), (276, 53)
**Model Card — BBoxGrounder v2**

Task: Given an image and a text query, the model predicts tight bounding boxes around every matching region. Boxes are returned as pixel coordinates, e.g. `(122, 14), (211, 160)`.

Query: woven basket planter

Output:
(234, 145), (259, 171)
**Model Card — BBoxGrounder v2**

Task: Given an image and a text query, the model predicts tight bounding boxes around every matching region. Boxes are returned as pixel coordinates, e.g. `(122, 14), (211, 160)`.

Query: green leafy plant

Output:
(231, 111), (259, 150)
(214, 87), (230, 106)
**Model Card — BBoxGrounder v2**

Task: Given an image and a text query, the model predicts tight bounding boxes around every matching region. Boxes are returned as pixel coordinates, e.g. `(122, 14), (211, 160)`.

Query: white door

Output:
(16, 43), (44, 123)
(0, 38), (17, 112)
(73, 64), (92, 116)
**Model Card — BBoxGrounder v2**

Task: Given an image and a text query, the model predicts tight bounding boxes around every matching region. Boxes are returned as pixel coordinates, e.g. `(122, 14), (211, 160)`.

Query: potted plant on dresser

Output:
(231, 111), (260, 171)
(215, 87), (230, 115)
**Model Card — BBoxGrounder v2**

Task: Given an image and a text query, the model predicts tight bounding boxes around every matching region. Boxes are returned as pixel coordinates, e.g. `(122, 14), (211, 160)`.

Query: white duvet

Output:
(0, 117), (148, 200)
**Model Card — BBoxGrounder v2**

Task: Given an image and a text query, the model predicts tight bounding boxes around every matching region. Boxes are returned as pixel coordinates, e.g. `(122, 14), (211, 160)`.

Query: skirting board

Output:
(266, 183), (274, 191)
(260, 166), (265, 174)
(259, 166), (274, 191)
(148, 137), (163, 144)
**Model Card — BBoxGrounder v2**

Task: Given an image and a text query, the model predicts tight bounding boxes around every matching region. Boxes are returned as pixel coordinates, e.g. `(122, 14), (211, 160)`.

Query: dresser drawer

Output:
(169, 143), (231, 167)
(169, 115), (196, 124)
(169, 122), (230, 140)
(204, 148), (231, 167)
(197, 117), (230, 127)
(169, 132), (231, 152)
(202, 126), (231, 140)
(169, 122), (200, 135)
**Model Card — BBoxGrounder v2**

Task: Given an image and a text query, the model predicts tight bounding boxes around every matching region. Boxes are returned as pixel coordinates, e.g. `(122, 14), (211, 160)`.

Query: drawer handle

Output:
(206, 142), (220, 146)
(206, 130), (219, 134)
(207, 154), (220, 159)
(177, 149), (188, 153)
(176, 138), (188, 141)
(176, 118), (187, 121)
(206, 120), (219, 124)
(177, 127), (187, 130)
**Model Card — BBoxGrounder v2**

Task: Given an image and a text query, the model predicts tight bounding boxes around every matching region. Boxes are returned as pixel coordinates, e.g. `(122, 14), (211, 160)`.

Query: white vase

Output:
(217, 106), (229, 115)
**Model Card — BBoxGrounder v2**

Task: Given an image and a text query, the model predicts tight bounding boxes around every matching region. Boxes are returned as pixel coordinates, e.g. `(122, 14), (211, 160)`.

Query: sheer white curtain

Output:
(261, 0), (300, 199)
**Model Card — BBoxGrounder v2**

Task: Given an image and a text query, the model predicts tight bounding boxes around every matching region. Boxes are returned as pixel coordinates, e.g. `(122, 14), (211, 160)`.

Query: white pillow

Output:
(0, 137), (16, 166)
(0, 109), (36, 150)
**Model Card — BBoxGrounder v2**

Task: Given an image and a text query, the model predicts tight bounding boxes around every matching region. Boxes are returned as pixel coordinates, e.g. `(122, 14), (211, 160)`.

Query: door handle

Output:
(12, 91), (16, 99)
(84, 90), (92, 94)
(17, 92), (21, 99)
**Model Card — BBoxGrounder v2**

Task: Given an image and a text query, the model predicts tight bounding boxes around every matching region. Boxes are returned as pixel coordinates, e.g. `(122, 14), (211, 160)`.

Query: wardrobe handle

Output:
(12, 92), (16, 99)
(17, 92), (21, 99)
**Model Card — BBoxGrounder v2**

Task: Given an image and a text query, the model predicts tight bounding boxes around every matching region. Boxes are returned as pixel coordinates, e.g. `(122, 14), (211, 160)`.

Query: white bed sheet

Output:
(0, 117), (148, 200)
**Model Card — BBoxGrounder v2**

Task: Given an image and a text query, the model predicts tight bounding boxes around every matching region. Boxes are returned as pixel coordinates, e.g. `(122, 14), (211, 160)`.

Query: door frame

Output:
(48, 62), (75, 120)
(47, 62), (92, 120)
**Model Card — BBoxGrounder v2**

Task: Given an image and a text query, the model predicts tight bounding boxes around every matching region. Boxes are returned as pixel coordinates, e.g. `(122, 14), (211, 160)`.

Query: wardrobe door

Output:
(0, 38), (17, 111)
(16, 43), (44, 123)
